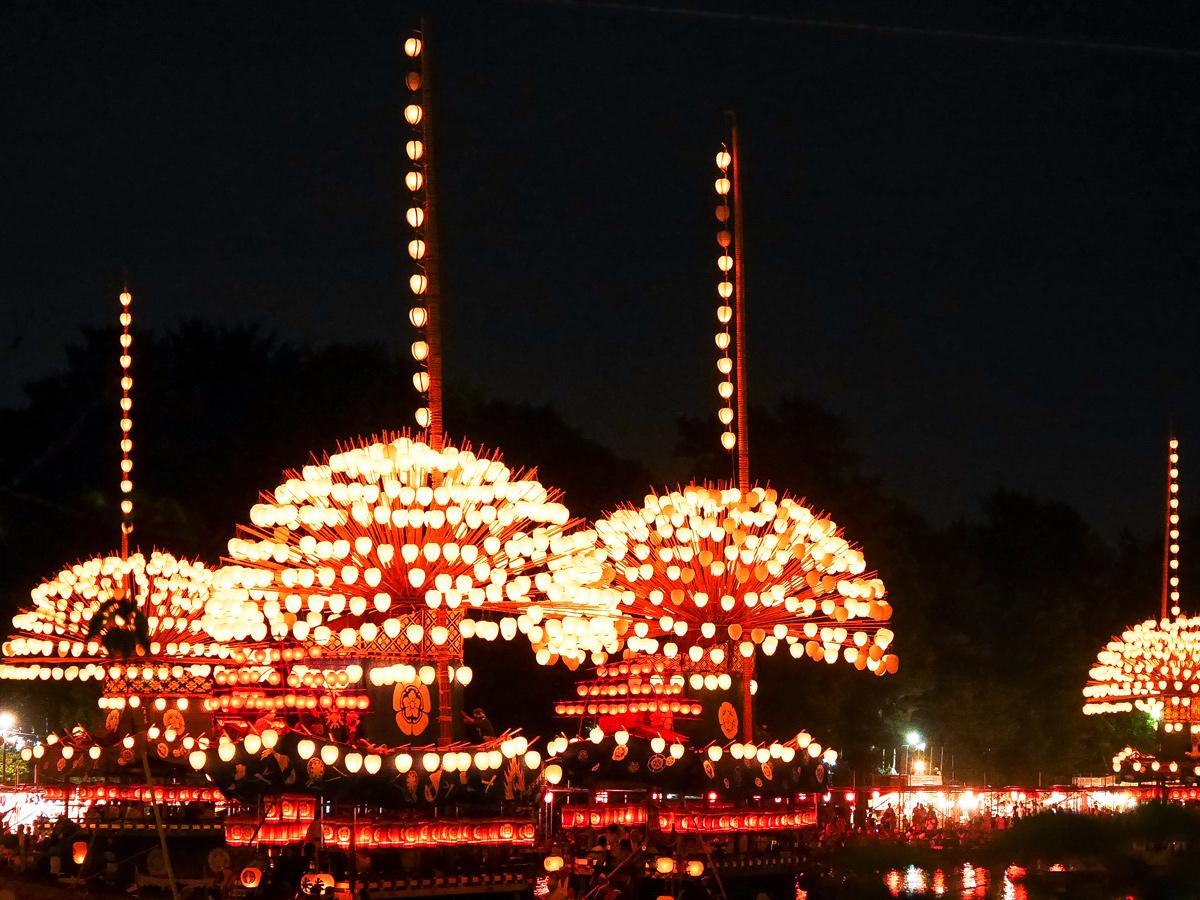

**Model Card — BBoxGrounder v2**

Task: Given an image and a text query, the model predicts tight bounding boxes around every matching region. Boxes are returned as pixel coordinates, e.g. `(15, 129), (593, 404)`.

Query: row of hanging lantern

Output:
(312, 818), (536, 850)
(542, 730), (836, 767)
(118, 290), (135, 536)
(1167, 438), (1181, 617)
(553, 698), (703, 718)
(34, 784), (222, 804)
(403, 35), (433, 430)
(714, 148), (737, 452)
(195, 727), (544, 776)
(23, 727), (211, 763)
(0, 661), (216, 683)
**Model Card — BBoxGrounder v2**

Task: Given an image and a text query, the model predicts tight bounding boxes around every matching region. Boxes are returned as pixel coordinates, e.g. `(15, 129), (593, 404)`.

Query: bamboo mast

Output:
(729, 113), (750, 495)
(1163, 437), (1181, 619)
(118, 288), (134, 559)
(116, 286), (180, 900)
(402, 26), (454, 744)
(714, 113), (755, 740)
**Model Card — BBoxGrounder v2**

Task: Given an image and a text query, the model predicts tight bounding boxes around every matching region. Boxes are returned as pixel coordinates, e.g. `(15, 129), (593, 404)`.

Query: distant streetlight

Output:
(0, 711), (14, 734)
(904, 730), (922, 747)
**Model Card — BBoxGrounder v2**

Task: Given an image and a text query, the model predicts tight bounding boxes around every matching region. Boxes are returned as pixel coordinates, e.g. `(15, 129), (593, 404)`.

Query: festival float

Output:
(194, 29), (623, 899)
(0, 288), (232, 898)
(536, 117), (899, 896)
(1083, 437), (1200, 789)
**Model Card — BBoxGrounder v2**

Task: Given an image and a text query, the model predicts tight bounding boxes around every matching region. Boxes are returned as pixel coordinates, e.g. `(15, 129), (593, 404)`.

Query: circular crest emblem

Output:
(394, 681), (431, 736)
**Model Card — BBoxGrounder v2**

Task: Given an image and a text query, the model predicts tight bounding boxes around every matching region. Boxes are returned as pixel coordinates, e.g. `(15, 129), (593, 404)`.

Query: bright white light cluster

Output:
(591, 484), (897, 674)
(2, 551), (218, 666)
(210, 435), (620, 664)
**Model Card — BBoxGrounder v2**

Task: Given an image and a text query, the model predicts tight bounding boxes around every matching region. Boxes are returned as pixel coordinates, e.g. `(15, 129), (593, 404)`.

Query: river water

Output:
(799, 862), (1134, 899)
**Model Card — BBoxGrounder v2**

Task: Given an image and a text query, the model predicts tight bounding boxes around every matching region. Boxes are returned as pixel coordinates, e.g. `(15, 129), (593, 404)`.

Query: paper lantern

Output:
(240, 867), (262, 889)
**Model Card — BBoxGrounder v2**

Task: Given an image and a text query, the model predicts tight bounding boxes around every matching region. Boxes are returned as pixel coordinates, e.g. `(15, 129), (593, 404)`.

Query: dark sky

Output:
(3, 1), (1198, 538)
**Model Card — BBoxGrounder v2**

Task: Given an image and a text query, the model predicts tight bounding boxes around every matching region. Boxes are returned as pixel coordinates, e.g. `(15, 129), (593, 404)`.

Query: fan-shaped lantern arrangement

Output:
(584, 484), (895, 742)
(1084, 615), (1200, 720)
(212, 433), (620, 666)
(596, 485), (894, 669)
(5, 551), (225, 777)
(3, 550), (223, 675)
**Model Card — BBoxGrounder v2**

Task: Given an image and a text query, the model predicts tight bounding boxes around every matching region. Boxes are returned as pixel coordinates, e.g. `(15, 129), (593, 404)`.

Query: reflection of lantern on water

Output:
(72, 841), (87, 865)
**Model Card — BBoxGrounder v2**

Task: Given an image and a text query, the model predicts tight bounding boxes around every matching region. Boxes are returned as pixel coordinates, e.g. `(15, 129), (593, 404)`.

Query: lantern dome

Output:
(590, 483), (896, 674)
(211, 432), (621, 664)
(1, 550), (222, 679)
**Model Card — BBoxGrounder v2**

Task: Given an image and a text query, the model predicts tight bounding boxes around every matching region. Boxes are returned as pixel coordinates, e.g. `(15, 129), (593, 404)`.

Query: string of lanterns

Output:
(1167, 437), (1181, 617)
(592, 485), (896, 672)
(118, 289), (135, 541)
(403, 33), (435, 432)
(714, 147), (736, 453)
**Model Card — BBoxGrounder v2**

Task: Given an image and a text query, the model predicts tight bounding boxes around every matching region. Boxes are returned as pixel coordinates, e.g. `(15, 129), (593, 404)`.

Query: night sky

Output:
(3, 1), (1199, 539)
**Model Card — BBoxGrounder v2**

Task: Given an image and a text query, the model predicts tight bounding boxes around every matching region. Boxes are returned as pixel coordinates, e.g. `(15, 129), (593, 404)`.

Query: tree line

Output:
(0, 323), (1171, 784)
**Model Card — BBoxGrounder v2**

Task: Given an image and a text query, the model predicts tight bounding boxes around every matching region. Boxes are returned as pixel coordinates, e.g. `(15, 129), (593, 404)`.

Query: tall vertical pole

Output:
(421, 26), (451, 747)
(404, 26), (452, 745)
(728, 113), (750, 496)
(728, 113), (754, 741)
(118, 289), (134, 560)
(418, 22), (444, 451)
(1163, 437), (1181, 619)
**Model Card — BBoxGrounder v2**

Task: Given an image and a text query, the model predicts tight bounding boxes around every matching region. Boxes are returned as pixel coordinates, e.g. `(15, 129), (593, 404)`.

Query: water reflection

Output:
(882, 864), (1026, 898)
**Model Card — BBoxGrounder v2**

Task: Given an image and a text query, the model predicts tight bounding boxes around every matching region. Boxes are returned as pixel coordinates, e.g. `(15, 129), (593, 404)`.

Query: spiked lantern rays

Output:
(1083, 615), (1200, 719)
(212, 434), (621, 665)
(1, 552), (221, 674)
(594, 485), (895, 672)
